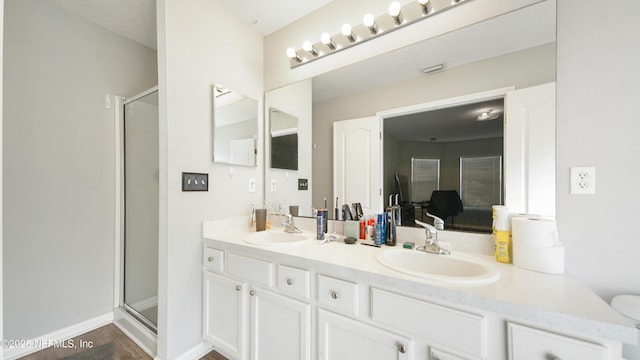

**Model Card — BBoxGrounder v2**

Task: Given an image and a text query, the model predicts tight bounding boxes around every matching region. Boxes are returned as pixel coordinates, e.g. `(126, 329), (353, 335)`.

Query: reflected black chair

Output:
(426, 190), (464, 228)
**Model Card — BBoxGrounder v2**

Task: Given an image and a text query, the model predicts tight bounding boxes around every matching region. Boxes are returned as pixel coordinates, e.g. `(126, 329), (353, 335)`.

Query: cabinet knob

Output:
(250, 290), (256, 296)
(331, 291), (338, 299)
(397, 343), (406, 354)
(207, 256), (214, 262)
(235, 285), (241, 291)
(286, 278), (294, 286)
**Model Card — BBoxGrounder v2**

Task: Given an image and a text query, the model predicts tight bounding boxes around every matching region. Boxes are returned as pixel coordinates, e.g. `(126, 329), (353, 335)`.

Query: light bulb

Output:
(341, 23), (356, 42)
(418, 0), (432, 14)
(321, 33), (336, 50)
(303, 40), (318, 56)
(363, 13), (379, 34)
(363, 13), (375, 27)
(286, 47), (302, 63)
(388, 2), (401, 17)
(388, 2), (403, 25)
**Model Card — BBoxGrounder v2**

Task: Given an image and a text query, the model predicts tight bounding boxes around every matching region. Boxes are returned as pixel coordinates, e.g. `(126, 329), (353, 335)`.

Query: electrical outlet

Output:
(570, 167), (596, 194)
(182, 172), (208, 191)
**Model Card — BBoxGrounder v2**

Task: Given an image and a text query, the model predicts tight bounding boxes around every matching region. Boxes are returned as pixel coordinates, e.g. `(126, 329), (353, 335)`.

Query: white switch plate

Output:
(271, 179), (277, 192)
(248, 178), (256, 193)
(570, 166), (596, 194)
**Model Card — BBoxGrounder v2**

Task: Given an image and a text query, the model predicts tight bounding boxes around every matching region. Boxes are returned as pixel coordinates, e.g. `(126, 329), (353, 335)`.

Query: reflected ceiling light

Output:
(477, 109), (499, 121)
(363, 13), (379, 34)
(388, 2), (404, 25)
(341, 23), (357, 43)
(303, 40), (319, 56)
(418, 0), (433, 14)
(321, 32), (336, 50)
(286, 47), (302, 63)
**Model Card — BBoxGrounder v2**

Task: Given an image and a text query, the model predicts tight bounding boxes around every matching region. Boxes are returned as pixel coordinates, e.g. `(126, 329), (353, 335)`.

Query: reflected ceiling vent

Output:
(422, 63), (445, 75)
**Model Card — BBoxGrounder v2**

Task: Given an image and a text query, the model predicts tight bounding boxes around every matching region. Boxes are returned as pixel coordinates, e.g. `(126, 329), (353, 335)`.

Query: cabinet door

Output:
(203, 271), (245, 359)
(250, 287), (311, 360)
(318, 309), (411, 360)
(508, 323), (607, 360)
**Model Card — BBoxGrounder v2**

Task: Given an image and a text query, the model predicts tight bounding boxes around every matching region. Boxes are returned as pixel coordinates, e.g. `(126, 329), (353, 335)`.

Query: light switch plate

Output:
(182, 172), (208, 191)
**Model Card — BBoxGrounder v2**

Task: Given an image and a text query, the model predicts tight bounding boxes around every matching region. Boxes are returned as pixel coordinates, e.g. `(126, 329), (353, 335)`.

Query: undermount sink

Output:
(376, 249), (500, 286)
(243, 230), (313, 246)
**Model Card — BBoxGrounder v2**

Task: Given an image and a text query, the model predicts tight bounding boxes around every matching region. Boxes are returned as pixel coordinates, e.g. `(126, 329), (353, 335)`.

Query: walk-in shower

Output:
(120, 87), (159, 334)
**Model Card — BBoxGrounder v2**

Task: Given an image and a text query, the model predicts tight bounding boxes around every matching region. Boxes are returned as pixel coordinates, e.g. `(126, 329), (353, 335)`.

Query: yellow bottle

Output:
(495, 230), (512, 263)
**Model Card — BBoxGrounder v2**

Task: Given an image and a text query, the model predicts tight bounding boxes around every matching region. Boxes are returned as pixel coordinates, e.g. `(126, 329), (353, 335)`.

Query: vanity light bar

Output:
(287, 0), (470, 69)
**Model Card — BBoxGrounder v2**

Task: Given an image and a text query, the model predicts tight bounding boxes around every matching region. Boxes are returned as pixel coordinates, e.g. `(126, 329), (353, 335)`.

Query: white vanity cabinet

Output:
(203, 271), (245, 359)
(249, 286), (310, 360)
(203, 248), (311, 360)
(507, 323), (610, 360)
(318, 309), (412, 360)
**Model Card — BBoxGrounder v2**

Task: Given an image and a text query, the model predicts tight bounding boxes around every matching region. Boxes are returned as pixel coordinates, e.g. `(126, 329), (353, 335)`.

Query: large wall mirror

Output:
(264, 0), (557, 233)
(212, 84), (258, 166)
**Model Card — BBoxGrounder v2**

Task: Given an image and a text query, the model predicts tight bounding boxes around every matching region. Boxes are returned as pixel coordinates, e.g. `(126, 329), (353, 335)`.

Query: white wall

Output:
(156, 0), (263, 358)
(3, 0), (157, 341)
(556, 1), (640, 300)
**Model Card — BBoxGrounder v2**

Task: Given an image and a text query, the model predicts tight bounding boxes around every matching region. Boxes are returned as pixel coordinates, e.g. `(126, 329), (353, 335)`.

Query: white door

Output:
(333, 116), (382, 216)
(318, 309), (411, 360)
(203, 272), (245, 359)
(250, 288), (311, 360)
(505, 82), (556, 217)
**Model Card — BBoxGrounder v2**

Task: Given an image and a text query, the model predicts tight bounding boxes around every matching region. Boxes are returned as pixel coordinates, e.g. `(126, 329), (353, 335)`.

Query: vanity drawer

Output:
(277, 264), (310, 299)
(226, 253), (274, 287)
(317, 275), (358, 316)
(371, 288), (485, 358)
(203, 247), (224, 273)
(507, 323), (607, 360)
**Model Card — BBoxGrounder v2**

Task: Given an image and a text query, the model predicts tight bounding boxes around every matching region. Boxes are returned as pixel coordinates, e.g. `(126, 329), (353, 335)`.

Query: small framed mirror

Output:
(269, 107), (298, 170)
(212, 84), (258, 166)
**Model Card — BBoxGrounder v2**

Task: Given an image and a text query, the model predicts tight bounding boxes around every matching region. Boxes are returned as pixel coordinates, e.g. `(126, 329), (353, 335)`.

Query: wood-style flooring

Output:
(18, 323), (227, 360)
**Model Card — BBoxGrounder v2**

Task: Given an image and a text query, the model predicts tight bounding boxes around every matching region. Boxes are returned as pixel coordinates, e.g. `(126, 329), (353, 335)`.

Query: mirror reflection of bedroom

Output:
(384, 98), (504, 233)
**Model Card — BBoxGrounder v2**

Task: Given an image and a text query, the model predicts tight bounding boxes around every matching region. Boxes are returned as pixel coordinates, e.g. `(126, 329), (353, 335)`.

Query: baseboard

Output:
(169, 341), (215, 360)
(113, 307), (157, 357)
(3, 312), (114, 360)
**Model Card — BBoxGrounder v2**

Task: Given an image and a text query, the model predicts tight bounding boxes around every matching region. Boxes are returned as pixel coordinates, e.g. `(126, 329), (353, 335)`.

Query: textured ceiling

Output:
(214, 0), (334, 35)
(44, 0), (333, 49)
(44, 0), (157, 49)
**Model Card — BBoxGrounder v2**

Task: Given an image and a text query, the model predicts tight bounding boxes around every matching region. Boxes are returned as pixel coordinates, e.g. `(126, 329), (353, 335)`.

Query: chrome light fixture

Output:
(388, 2), (404, 25)
(321, 32), (336, 50)
(286, 0), (473, 68)
(341, 23), (357, 43)
(419, 0), (433, 15)
(363, 13), (379, 34)
(303, 40), (319, 56)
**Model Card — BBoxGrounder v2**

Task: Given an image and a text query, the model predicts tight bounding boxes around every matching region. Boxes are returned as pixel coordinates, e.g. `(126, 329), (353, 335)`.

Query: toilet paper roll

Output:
(512, 217), (559, 247)
(492, 205), (510, 232)
(513, 243), (565, 274)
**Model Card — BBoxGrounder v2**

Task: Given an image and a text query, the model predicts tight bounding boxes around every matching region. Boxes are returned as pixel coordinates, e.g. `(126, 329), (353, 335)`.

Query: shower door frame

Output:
(114, 86), (160, 334)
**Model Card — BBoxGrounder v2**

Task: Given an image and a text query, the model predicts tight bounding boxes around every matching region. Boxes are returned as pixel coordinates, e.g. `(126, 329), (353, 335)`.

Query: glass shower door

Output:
(123, 89), (159, 331)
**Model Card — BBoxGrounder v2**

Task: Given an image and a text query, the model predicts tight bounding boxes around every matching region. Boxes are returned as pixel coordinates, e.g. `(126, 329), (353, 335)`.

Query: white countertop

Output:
(203, 216), (637, 344)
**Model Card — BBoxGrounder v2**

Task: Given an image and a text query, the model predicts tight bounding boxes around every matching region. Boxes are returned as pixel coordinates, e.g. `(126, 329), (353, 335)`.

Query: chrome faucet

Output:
(426, 212), (445, 230)
(415, 219), (450, 255)
(276, 210), (302, 234)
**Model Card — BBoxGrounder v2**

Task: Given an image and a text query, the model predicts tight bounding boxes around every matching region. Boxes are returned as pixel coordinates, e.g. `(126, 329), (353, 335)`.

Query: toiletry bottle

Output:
(376, 213), (387, 246)
(359, 219), (365, 239)
(317, 209), (327, 240)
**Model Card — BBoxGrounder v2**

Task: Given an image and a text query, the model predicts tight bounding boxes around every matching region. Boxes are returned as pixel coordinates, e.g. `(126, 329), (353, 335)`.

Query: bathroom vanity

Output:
(202, 217), (636, 360)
